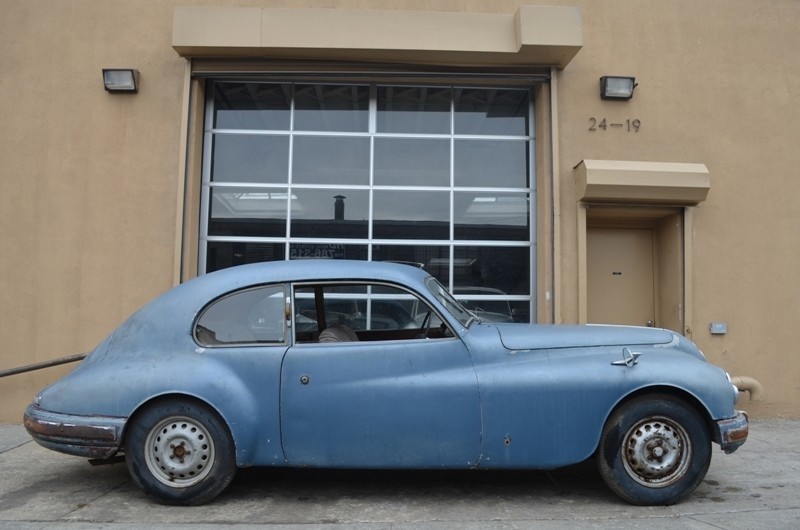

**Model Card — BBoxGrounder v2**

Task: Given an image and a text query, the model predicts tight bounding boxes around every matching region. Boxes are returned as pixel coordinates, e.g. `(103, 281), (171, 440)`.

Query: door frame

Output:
(578, 204), (696, 338)
(573, 159), (710, 339)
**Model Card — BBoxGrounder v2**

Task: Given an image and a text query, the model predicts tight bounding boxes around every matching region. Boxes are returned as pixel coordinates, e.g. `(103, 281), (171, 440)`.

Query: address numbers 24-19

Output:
(588, 118), (641, 132)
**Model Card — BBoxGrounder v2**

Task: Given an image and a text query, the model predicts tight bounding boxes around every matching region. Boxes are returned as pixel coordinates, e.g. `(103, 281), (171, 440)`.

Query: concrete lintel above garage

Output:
(172, 5), (582, 68)
(575, 160), (710, 205)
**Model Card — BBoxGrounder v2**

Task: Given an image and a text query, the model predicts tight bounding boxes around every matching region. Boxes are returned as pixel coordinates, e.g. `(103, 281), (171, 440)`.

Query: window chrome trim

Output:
(193, 284), (288, 348)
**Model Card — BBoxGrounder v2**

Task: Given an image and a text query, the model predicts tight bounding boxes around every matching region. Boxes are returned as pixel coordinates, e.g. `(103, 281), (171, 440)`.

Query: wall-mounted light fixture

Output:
(102, 69), (139, 93)
(600, 76), (637, 100)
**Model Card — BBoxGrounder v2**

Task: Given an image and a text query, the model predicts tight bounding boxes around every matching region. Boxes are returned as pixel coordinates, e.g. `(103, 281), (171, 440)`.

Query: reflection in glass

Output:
(373, 191), (450, 240)
(290, 189), (369, 239)
(196, 285), (286, 345)
(374, 138), (450, 186)
(213, 82), (291, 130)
(377, 86), (451, 134)
(292, 136), (370, 185)
(454, 140), (528, 188)
(208, 188), (289, 237)
(454, 192), (529, 241)
(508, 301), (531, 324)
(294, 85), (369, 132)
(206, 242), (286, 273)
(203, 82), (535, 322)
(455, 292), (515, 323)
(454, 88), (529, 136)
(294, 283), (418, 333)
(373, 245), (450, 286)
(212, 135), (289, 184)
(453, 246), (530, 295)
(454, 296), (530, 324)
(333, 286), (415, 330)
(289, 244), (367, 261)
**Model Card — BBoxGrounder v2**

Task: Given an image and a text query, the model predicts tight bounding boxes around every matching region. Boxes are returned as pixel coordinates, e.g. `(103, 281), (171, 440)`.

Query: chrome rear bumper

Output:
(23, 404), (126, 459)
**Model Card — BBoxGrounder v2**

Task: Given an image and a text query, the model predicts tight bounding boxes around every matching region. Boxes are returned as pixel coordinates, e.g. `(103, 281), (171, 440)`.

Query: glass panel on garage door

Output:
(201, 81), (535, 321)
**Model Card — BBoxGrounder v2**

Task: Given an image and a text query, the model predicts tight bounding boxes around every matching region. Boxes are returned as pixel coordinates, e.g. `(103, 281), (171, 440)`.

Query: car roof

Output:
(198, 259), (431, 290)
(141, 260), (432, 322)
(104, 260), (437, 354)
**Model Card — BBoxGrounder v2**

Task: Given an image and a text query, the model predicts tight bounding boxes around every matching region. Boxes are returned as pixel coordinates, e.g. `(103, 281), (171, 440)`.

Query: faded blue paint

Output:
(493, 323), (675, 351)
(281, 338), (481, 468)
(466, 322), (735, 468)
(26, 259), (745, 470)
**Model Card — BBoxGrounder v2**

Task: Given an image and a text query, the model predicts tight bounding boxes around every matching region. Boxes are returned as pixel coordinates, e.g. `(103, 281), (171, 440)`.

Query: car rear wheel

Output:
(125, 399), (236, 505)
(597, 394), (711, 505)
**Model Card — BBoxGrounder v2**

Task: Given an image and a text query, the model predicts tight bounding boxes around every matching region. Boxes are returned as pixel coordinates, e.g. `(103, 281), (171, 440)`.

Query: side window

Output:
(195, 285), (286, 346)
(293, 282), (451, 343)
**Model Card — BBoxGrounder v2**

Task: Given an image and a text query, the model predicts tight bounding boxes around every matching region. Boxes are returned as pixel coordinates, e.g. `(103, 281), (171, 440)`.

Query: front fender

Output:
(473, 345), (738, 469)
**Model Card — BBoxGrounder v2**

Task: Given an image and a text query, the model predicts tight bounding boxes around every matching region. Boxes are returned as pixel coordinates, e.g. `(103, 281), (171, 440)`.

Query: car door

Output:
(280, 282), (482, 469)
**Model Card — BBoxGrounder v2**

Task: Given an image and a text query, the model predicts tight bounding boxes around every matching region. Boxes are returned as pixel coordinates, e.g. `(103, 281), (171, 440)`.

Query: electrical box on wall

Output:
(710, 322), (728, 335)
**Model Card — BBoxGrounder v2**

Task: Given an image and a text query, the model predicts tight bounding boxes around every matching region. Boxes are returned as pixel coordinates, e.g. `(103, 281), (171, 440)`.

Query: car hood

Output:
(492, 323), (675, 351)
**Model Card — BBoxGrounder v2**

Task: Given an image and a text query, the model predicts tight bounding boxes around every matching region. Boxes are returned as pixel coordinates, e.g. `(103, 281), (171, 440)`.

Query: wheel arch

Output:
(603, 385), (718, 448)
(122, 392), (259, 466)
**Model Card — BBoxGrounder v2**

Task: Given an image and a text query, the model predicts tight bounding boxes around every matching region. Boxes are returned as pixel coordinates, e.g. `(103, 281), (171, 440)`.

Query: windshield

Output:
(425, 277), (474, 327)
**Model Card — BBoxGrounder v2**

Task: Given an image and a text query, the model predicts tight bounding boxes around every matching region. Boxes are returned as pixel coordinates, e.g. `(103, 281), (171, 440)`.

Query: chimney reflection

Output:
(334, 195), (346, 221)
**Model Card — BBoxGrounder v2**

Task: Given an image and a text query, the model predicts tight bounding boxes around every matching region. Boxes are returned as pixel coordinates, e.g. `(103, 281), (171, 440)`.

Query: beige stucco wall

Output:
(553, 0), (800, 417)
(1, 0), (798, 422)
(0, 0), (187, 420)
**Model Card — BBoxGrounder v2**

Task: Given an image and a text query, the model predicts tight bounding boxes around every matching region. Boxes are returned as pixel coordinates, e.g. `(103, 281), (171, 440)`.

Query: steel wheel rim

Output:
(621, 415), (691, 488)
(144, 415), (215, 488)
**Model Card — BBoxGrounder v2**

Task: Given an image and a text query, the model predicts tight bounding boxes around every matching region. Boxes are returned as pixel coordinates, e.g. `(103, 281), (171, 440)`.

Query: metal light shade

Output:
(600, 76), (636, 100)
(103, 69), (139, 93)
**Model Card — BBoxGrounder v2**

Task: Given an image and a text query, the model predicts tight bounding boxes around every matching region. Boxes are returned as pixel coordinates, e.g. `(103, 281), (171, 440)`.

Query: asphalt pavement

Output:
(0, 419), (798, 529)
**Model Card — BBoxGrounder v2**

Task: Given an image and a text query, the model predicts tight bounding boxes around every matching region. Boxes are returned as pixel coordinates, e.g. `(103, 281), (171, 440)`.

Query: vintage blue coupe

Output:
(25, 260), (748, 505)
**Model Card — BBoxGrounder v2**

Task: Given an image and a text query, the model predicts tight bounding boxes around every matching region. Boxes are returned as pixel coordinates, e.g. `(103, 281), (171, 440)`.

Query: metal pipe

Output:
(731, 375), (764, 401)
(0, 353), (87, 379)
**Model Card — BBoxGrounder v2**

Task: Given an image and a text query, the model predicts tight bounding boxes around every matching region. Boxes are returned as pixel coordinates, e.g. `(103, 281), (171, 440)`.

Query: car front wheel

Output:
(125, 399), (236, 505)
(597, 394), (711, 505)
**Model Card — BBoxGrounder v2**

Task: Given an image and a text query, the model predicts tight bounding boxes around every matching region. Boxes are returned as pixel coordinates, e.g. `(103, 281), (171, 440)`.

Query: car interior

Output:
(195, 281), (454, 347)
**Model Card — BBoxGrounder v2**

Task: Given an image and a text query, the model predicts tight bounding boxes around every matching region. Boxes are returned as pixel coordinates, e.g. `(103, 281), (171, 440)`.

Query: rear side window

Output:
(195, 285), (286, 346)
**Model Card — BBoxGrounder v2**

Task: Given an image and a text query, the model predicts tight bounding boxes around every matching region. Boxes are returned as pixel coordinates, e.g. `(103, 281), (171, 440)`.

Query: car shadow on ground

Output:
(222, 459), (615, 505)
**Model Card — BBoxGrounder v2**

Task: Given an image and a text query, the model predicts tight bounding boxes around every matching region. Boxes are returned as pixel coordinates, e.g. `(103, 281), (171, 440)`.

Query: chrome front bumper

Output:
(716, 410), (749, 454)
(23, 404), (126, 459)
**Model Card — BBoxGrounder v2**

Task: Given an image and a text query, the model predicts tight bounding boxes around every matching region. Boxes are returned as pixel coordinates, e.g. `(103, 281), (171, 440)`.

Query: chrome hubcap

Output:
(144, 416), (215, 488)
(621, 415), (691, 488)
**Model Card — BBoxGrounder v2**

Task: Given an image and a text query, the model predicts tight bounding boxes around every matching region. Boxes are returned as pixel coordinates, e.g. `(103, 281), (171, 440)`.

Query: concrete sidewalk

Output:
(0, 420), (798, 529)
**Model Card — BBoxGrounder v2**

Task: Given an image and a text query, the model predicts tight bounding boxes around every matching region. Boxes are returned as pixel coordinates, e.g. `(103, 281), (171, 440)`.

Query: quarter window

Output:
(195, 285), (286, 346)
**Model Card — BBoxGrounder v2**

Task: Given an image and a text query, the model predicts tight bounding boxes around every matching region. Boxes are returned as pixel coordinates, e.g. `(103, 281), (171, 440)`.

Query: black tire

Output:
(125, 399), (237, 505)
(597, 394), (711, 505)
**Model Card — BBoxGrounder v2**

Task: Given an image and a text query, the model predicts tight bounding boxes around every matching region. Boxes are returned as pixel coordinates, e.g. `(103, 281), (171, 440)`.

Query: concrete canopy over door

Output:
(171, 5), (583, 67)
